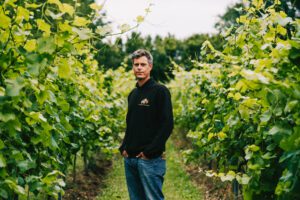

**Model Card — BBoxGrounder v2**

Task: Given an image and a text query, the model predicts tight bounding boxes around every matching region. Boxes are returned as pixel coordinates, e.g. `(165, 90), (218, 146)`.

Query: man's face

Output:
(132, 56), (152, 80)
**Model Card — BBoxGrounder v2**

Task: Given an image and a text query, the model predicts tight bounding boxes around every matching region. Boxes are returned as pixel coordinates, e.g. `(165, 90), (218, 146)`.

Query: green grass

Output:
(97, 140), (203, 200)
(163, 140), (203, 200)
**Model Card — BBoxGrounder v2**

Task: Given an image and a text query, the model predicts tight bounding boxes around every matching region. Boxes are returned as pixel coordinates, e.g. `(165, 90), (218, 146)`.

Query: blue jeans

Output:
(124, 156), (166, 200)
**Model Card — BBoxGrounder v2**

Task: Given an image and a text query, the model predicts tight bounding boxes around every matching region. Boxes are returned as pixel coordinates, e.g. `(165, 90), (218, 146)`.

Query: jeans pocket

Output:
(140, 157), (165, 175)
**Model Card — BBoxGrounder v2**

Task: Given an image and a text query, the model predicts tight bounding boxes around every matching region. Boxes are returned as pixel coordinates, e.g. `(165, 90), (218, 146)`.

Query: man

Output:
(119, 49), (174, 200)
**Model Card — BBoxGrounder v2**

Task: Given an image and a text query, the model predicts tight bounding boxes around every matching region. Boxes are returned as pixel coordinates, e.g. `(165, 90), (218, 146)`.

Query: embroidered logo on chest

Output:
(138, 98), (150, 106)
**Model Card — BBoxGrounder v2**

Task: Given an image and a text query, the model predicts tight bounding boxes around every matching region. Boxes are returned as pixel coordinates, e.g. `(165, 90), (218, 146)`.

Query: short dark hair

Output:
(130, 49), (153, 64)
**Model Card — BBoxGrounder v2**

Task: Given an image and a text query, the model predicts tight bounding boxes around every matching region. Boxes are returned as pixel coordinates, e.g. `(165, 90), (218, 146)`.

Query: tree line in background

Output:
(94, 32), (225, 82)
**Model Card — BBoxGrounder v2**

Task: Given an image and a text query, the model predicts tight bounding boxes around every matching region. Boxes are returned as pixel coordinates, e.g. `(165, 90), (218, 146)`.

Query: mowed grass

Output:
(97, 140), (203, 200)
(96, 155), (129, 200)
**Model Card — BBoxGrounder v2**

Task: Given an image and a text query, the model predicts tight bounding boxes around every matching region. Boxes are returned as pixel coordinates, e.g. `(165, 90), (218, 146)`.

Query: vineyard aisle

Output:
(97, 138), (204, 200)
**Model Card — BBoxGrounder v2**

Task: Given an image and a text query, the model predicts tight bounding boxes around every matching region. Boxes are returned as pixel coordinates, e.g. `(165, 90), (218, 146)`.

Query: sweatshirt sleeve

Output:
(118, 91), (132, 155)
(143, 86), (174, 157)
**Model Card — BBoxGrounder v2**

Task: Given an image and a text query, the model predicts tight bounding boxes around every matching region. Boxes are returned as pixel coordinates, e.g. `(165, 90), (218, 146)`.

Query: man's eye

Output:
(134, 63), (147, 67)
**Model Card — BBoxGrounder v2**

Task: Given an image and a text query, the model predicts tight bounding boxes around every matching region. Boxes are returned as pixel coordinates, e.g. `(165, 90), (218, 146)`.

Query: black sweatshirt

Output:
(119, 78), (174, 159)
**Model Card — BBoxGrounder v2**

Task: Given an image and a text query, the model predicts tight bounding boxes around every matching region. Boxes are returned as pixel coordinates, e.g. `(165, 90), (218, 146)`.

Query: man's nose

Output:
(137, 64), (143, 69)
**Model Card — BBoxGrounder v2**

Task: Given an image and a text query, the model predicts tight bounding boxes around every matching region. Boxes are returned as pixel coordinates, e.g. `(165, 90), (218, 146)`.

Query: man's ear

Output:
(149, 63), (153, 70)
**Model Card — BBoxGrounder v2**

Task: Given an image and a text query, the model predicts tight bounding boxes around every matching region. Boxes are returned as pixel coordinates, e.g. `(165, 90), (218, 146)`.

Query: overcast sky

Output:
(97, 0), (240, 39)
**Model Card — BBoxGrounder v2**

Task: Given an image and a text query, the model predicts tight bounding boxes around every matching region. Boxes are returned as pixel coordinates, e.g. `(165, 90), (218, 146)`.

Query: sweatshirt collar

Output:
(136, 78), (155, 90)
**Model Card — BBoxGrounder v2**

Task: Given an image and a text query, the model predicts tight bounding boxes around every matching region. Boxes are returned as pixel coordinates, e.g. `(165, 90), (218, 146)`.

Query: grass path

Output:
(97, 139), (203, 200)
